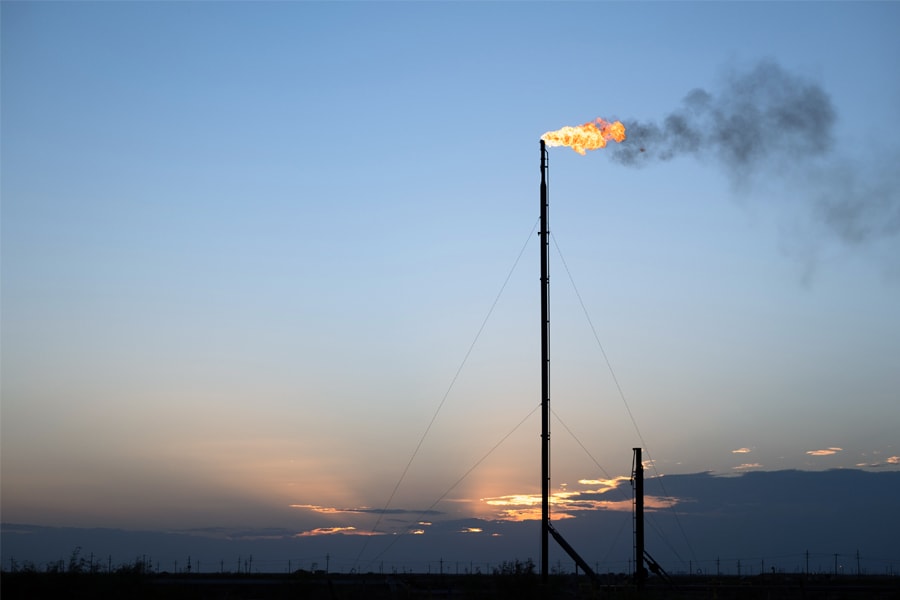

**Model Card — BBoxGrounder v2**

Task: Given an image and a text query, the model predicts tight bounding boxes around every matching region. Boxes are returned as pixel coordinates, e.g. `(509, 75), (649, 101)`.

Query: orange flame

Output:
(541, 118), (626, 155)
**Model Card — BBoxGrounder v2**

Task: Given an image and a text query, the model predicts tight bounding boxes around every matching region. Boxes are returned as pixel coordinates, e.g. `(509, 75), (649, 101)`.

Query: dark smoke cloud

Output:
(811, 155), (900, 245)
(612, 60), (835, 177)
(611, 60), (900, 250)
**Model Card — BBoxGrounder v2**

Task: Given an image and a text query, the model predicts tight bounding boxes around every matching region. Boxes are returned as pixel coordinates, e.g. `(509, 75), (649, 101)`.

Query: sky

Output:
(2, 0), (900, 573)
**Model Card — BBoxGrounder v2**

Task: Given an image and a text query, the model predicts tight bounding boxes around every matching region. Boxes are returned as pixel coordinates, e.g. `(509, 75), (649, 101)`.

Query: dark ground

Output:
(2, 571), (899, 600)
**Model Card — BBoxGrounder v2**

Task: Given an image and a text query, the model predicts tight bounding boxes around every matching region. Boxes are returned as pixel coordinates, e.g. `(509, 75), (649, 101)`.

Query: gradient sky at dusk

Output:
(3, 1), (899, 570)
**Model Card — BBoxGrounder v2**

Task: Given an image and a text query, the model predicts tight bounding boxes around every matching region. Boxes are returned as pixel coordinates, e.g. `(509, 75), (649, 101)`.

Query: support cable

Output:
(355, 219), (539, 566)
(551, 408), (629, 503)
(551, 234), (699, 569)
(551, 408), (635, 567)
(366, 402), (541, 567)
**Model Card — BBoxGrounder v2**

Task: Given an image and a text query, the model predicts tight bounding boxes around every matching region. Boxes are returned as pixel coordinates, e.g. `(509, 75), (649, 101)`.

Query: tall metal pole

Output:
(539, 140), (550, 583)
(634, 447), (645, 586)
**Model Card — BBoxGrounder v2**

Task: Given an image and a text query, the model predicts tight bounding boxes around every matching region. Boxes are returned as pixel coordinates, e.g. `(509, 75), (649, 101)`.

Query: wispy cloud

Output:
(288, 505), (442, 537)
(290, 504), (442, 516)
(731, 448), (752, 454)
(481, 476), (678, 521)
(806, 447), (843, 456)
(856, 455), (900, 468)
(405, 521), (433, 535)
(577, 476), (631, 491)
(295, 526), (381, 537)
(290, 504), (354, 515)
(733, 463), (762, 470)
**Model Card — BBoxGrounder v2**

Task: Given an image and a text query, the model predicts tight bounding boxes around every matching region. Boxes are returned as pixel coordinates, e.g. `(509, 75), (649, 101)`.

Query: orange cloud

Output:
(733, 463), (762, 470)
(290, 504), (357, 514)
(484, 493), (542, 508)
(806, 447), (843, 456)
(732, 448), (752, 454)
(856, 455), (900, 468)
(290, 504), (439, 517)
(481, 477), (678, 522)
(295, 526), (382, 537)
(491, 507), (542, 522)
(491, 507), (578, 522)
(576, 476), (630, 492)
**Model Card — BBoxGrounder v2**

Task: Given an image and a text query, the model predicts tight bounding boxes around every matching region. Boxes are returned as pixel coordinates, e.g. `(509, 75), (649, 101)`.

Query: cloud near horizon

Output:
(806, 447), (843, 456)
(288, 504), (444, 537)
(576, 475), (631, 491)
(481, 477), (678, 521)
(856, 455), (900, 468)
(295, 526), (381, 537)
(4, 469), (898, 573)
(290, 504), (442, 516)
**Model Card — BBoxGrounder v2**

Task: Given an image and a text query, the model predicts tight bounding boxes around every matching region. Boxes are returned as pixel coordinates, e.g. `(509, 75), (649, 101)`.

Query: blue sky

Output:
(2, 0), (899, 570)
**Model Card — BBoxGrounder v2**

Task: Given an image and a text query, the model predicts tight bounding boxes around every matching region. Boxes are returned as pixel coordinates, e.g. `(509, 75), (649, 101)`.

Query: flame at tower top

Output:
(541, 118), (626, 155)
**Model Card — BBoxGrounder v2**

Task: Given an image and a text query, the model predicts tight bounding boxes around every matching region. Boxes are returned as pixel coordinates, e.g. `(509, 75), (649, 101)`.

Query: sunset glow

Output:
(481, 477), (679, 521)
(2, 0), (898, 577)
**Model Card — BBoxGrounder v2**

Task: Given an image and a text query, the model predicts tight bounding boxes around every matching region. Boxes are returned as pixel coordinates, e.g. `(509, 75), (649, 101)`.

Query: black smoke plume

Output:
(612, 61), (835, 178)
(611, 60), (900, 250)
